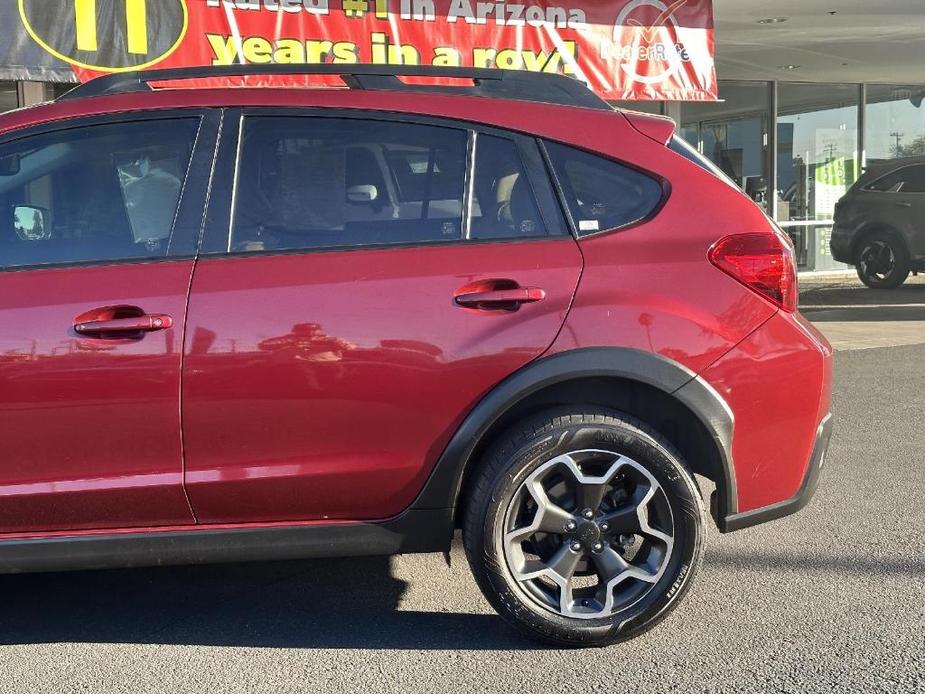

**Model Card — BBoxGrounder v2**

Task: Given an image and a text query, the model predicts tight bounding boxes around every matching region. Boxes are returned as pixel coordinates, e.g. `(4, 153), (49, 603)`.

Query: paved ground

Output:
(0, 279), (923, 693)
(801, 274), (925, 351)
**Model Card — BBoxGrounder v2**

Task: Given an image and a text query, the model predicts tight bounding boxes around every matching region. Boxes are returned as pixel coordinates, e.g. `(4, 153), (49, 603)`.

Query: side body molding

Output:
(410, 347), (738, 522)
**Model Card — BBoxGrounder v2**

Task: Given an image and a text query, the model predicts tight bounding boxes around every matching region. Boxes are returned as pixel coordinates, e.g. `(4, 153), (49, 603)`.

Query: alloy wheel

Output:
(501, 449), (674, 620)
(858, 240), (896, 283)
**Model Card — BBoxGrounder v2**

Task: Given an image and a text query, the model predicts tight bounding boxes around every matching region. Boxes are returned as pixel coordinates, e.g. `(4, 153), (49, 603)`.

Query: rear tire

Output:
(856, 232), (909, 288)
(462, 408), (703, 647)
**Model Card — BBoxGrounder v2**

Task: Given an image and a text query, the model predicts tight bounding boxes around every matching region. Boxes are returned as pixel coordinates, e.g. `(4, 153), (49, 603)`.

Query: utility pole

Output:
(891, 131), (905, 153)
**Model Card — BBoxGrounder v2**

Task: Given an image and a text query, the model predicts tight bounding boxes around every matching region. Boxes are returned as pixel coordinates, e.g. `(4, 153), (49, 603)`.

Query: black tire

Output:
(463, 408), (703, 647)
(856, 231), (910, 289)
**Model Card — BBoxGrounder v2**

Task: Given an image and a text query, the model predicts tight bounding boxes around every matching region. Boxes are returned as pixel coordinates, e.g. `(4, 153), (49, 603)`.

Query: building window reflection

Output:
(43, 82), (78, 102)
(775, 84), (859, 270)
(865, 85), (925, 164)
(678, 81), (770, 211)
(776, 83), (859, 224)
(0, 81), (17, 114)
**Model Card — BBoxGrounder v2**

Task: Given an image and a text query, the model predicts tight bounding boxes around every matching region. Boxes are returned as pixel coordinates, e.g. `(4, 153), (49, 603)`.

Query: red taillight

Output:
(708, 231), (798, 312)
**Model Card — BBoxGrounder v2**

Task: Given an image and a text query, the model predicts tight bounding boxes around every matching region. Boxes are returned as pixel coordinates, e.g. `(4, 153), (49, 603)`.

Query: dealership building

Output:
(1, 0), (923, 272)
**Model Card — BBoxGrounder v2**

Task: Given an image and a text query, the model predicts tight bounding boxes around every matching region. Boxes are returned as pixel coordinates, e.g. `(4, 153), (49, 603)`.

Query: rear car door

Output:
(894, 164), (925, 257)
(859, 164), (925, 240)
(0, 110), (218, 533)
(182, 111), (582, 523)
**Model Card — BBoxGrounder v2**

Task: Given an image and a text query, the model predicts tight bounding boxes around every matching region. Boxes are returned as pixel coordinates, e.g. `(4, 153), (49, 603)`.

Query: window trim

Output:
(462, 130), (477, 240)
(537, 138), (578, 238)
(0, 108), (221, 273)
(226, 111), (245, 253)
(514, 135), (570, 240)
(200, 107), (571, 259)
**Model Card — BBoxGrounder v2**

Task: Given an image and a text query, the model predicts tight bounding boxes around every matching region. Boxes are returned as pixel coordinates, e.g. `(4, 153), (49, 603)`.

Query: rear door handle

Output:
(895, 201), (913, 208)
(455, 287), (546, 311)
(74, 310), (173, 337)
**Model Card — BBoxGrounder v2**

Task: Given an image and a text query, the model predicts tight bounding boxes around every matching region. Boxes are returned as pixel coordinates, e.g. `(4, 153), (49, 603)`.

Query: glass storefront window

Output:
(612, 100), (663, 114)
(0, 81), (17, 114)
(865, 84), (925, 166)
(43, 82), (78, 101)
(777, 83), (859, 223)
(678, 81), (770, 211)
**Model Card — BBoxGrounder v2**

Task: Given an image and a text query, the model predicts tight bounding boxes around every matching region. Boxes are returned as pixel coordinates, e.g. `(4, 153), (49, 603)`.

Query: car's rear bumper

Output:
(716, 412), (833, 532)
(698, 309), (833, 531)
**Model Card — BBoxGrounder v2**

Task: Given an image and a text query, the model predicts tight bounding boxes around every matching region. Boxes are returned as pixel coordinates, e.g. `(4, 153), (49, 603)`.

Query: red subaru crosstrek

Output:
(0, 65), (832, 647)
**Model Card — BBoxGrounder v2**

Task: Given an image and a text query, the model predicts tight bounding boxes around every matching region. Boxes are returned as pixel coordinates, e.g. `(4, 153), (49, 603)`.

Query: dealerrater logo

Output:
(20, 0), (188, 72)
(611, 0), (692, 85)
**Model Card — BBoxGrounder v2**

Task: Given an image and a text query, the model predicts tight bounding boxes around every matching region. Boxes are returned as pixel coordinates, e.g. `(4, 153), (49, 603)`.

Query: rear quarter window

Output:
(544, 141), (663, 235)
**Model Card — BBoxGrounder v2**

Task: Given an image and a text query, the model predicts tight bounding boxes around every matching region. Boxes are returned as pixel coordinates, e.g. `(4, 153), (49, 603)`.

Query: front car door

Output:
(182, 111), (583, 523)
(0, 111), (218, 533)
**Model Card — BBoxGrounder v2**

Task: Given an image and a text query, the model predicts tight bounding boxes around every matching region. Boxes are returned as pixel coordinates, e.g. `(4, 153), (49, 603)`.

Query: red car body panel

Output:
(549, 152), (781, 376)
(182, 239), (582, 523)
(0, 262), (195, 533)
(0, 82), (833, 549)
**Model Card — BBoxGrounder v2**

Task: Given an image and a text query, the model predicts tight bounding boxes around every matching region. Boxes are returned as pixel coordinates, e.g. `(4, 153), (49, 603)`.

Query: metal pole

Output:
(768, 80), (778, 221)
(858, 83), (867, 175)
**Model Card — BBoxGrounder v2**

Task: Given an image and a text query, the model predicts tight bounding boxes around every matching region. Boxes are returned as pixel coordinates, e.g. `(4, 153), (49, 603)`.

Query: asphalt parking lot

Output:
(0, 276), (923, 693)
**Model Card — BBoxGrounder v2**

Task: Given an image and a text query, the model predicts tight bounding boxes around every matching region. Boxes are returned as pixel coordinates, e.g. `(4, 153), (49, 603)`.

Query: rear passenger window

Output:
(231, 117), (467, 252)
(866, 169), (906, 192)
(0, 119), (199, 269)
(470, 135), (546, 239)
(545, 141), (663, 235)
(867, 164), (925, 193)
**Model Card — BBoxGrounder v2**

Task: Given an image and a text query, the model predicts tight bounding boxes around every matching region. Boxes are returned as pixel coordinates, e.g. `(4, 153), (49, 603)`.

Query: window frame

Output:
(0, 108), (221, 274)
(199, 108), (571, 258)
(538, 138), (669, 238)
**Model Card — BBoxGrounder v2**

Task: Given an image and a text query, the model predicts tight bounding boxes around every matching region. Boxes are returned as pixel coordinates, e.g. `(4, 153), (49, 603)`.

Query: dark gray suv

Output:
(831, 160), (925, 288)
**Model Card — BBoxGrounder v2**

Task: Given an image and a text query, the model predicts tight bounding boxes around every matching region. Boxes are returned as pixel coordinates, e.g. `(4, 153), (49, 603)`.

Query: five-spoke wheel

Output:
(502, 450), (673, 619)
(464, 409), (703, 647)
(856, 232), (909, 289)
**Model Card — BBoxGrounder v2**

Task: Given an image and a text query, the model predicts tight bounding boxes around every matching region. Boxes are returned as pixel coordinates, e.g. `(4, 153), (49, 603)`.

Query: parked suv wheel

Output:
(856, 232), (910, 289)
(463, 409), (703, 647)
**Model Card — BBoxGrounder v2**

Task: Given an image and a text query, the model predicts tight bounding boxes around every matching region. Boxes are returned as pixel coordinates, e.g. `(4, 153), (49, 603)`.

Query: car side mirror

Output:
(13, 205), (49, 240)
(0, 153), (20, 176)
(346, 184), (378, 203)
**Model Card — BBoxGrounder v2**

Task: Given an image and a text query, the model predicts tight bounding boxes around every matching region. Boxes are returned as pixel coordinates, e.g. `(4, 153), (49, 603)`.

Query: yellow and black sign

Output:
(19, 0), (188, 72)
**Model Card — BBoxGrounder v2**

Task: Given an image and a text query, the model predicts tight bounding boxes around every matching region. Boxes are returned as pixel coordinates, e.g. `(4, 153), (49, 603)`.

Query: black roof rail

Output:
(57, 63), (612, 111)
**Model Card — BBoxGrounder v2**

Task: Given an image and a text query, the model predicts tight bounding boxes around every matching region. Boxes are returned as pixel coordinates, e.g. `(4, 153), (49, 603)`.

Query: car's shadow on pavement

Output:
(0, 556), (533, 650)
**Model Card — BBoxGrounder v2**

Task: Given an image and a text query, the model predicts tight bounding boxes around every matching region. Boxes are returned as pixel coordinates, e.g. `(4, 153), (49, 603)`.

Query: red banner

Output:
(20, 0), (717, 101)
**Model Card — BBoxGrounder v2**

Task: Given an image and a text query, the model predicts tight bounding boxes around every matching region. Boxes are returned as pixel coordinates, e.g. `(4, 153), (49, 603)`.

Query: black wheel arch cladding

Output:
(407, 346), (738, 526)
